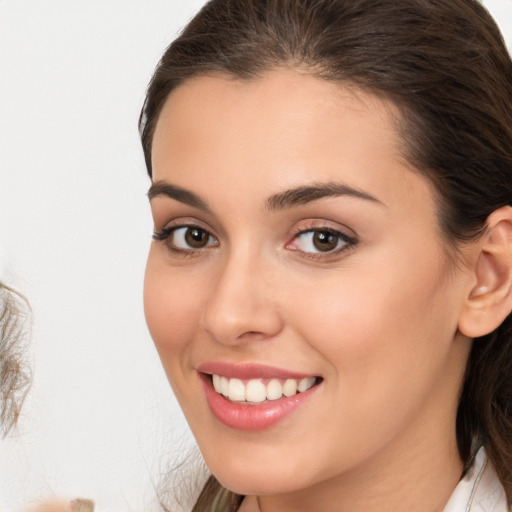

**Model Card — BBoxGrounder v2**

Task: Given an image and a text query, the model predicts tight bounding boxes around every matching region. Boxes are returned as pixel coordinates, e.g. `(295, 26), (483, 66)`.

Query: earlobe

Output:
(458, 206), (512, 338)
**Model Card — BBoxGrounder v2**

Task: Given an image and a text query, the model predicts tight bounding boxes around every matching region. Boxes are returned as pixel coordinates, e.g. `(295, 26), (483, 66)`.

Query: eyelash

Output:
(286, 227), (357, 259)
(152, 225), (219, 256)
(153, 223), (358, 259)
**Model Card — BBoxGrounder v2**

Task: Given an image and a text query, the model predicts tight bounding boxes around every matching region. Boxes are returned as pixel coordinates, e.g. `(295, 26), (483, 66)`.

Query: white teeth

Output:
(220, 376), (229, 397)
(211, 375), (317, 403)
(298, 377), (316, 393)
(212, 374), (221, 393)
(228, 378), (245, 401)
(266, 379), (283, 400)
(245, 379), (267, 403)
(283, 378), (298, 397)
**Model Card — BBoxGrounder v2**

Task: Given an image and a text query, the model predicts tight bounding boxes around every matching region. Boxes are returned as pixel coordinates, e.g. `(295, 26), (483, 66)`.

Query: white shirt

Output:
(442, 448), (509, 512)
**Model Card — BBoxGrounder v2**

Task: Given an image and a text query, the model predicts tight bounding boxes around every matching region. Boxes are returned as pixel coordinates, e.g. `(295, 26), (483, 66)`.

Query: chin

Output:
(215, 471), (294, 496)
(203, 451), (316, 497)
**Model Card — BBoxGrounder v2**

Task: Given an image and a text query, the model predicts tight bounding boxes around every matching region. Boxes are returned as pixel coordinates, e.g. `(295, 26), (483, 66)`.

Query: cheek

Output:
(143, 253), (203, 362)
(288, 250), (458, 402)
(275, 258), (462, 474)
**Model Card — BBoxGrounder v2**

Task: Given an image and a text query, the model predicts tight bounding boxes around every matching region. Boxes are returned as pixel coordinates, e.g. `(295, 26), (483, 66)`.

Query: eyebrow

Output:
(147, 180), (384, 211)
(265, 182), (384, 211)
(148, 181), (210, 211)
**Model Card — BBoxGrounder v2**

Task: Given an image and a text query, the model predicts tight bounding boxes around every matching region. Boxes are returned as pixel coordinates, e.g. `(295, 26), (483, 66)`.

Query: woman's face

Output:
(145, 70), (473, 498)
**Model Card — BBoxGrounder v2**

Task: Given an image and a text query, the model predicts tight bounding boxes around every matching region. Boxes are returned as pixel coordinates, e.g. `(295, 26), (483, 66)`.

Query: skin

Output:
(145, 69), (476, 512)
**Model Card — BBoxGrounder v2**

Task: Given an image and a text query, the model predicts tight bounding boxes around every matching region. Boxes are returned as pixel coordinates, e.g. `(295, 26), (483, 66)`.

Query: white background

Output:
(0, 1), (510, 511)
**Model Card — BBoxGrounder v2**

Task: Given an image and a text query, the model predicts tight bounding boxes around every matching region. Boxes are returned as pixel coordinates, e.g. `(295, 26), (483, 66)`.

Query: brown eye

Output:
(184, 227), (210, 248)
(312, 231), (339, 252)
(289, 228), (356, 255)
(153, 225), (218, 251)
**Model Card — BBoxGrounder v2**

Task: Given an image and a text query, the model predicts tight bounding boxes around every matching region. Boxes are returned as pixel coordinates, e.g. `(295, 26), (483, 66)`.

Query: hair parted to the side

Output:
(139, 0), (512, 509)
(0, 281), (31, 437)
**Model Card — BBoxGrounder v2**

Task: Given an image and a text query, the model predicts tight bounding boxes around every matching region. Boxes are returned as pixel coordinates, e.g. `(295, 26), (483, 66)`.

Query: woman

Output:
(139, 0), (512, 510)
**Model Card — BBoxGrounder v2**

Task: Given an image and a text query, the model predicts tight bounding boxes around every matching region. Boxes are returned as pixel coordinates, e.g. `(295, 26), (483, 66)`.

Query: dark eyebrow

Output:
(147, 181), (209, 211)
(265, 182), (384, 212)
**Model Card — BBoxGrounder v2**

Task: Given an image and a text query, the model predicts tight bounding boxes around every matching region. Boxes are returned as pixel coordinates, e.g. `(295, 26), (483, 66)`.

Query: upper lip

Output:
(198, 362), (317, 380)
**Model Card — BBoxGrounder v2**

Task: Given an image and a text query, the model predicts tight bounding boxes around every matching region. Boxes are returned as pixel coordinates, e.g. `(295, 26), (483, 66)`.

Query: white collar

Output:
(442, 447), (509, 512)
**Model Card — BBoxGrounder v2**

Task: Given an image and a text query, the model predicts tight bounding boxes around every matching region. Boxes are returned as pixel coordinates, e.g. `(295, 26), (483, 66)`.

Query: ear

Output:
(458, 206), (512, 338)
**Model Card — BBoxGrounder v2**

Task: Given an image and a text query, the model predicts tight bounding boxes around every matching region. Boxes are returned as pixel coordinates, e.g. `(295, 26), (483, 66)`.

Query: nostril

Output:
(238, 330), (266, 338)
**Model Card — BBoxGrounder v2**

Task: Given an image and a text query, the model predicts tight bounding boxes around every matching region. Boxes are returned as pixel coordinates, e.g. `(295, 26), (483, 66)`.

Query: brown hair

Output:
(0, 282), (31, 437)
(139, 0), (512, 509)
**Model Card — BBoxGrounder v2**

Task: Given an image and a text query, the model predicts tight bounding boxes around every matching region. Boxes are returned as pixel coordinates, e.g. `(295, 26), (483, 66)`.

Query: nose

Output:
(200, 251), (284, 345)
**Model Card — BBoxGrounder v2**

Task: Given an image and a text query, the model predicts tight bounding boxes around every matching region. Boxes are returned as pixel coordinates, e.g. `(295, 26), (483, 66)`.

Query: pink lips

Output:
(198, 363), (320, 431)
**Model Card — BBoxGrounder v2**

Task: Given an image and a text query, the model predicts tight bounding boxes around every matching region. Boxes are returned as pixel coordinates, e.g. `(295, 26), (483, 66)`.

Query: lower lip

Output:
(200, 374), (319, 431)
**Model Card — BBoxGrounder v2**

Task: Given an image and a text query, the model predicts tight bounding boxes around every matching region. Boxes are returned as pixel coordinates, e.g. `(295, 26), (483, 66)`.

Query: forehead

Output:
(151, 69), (433, 216)
(153, 68), (402, 168)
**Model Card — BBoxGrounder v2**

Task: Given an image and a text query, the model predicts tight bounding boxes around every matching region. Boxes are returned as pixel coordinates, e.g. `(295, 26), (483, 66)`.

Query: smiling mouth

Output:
(211, 374), (321, 404)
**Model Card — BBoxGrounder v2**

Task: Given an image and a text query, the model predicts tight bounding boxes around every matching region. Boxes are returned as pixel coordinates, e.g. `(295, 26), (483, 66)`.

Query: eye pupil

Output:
(185, 228), (209, 248)
(313, 231), (337, 251)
